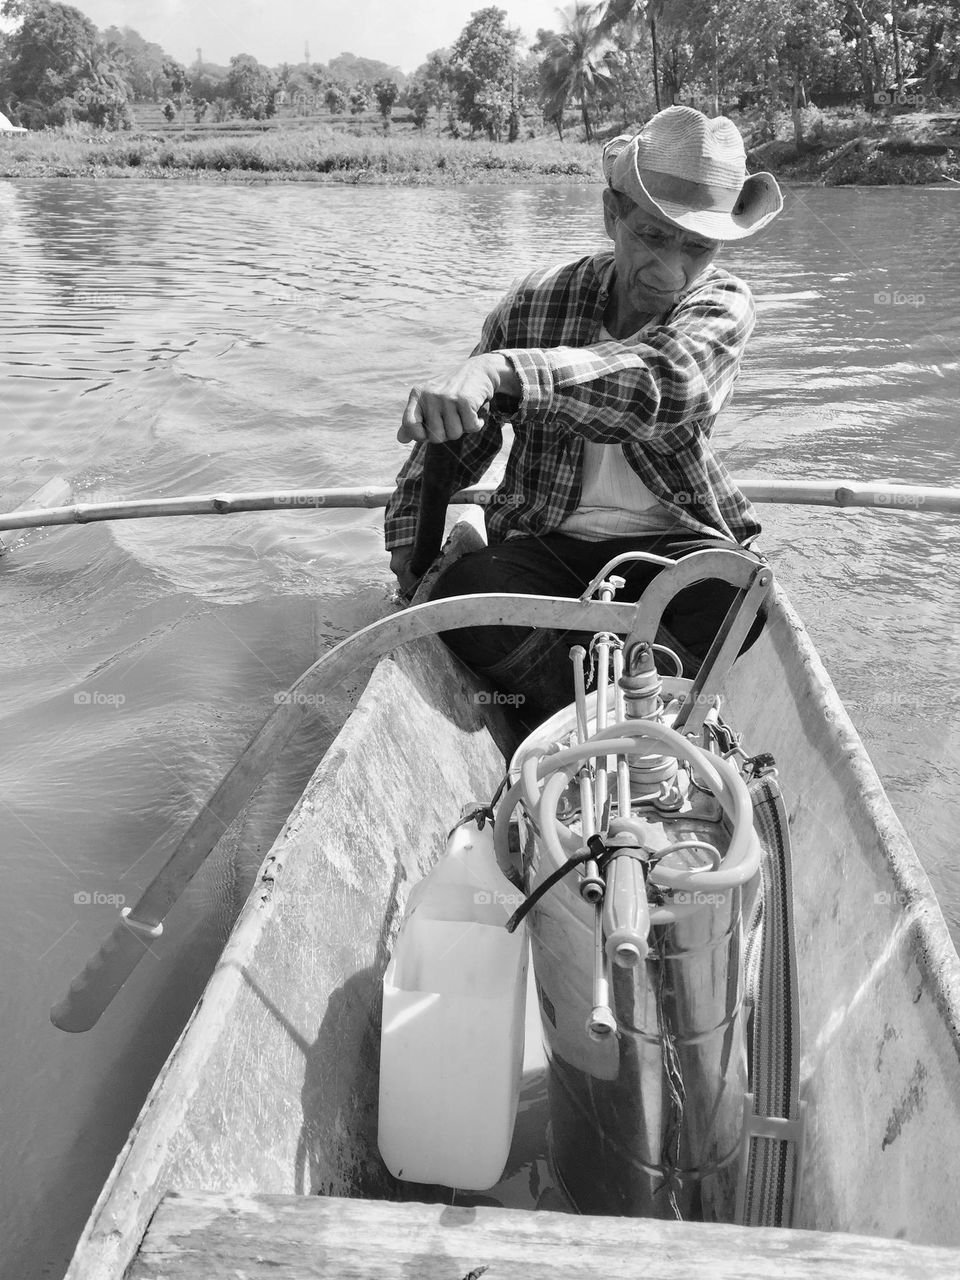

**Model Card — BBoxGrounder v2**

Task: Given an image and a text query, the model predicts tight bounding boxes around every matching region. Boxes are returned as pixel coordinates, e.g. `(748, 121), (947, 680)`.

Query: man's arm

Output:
(501, 275), (755, 449)
(391, 271), (755, 450)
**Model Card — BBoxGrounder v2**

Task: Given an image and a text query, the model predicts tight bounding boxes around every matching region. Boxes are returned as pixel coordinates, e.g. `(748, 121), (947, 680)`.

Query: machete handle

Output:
(50, 911), (162, 1033)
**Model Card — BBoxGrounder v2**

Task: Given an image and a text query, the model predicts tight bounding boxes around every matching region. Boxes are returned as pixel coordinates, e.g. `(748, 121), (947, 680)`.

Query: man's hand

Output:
(398, 353), (520, 444)
(390, 547), (420, 599)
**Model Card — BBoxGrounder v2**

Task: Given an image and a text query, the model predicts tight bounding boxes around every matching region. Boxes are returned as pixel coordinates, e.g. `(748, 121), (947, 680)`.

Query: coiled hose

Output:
(495, 717), (761, 926)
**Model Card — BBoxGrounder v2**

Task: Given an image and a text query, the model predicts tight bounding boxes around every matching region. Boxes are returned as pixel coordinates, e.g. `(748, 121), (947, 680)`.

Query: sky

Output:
(61, 1), (569, 74)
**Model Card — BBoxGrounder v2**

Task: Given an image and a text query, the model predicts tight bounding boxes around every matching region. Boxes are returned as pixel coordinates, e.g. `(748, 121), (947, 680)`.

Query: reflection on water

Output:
(0, 179), (958, 1279)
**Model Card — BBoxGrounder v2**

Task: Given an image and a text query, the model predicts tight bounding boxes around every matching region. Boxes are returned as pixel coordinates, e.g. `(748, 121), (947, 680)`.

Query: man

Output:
(384, 106), (783, 718)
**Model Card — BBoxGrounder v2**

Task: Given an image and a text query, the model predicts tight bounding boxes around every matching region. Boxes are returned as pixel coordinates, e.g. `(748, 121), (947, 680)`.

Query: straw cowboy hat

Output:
(603, 106), (783, 241)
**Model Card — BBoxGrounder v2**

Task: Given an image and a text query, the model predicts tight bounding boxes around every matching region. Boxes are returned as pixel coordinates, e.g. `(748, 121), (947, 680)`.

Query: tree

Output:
(538, 4), (613, 142)
(373, 75), (399, 124)
(537, 0), (960, 123)
(596, 1), (652, 126)
(0, 0), (131, 128)
(773, 0), (842, 143)
(449, 6), (522, 139)
(0, 0), (97, 102)
(408, 48), (454, 131)
(698, 0), (840, 142)
(284, 65), (312, 104)
(514, 50), (543, 133)
(324, 84), (346, 114)
(160, 56), (190, 126)
(225, 53), (276, 119)
(637, 0), (704, 109)
(909, 1), (960, 95)
(327, 51), (406, 88)
(837, 0), (954, 105)
(349, 82), (371, 114)
(191, 65), (230, 115)
(101, 25), (165, 100)
(598, 1), (674, 110)
(404, 82), (432, 129)
(532, 28), (564, 136)
(78, 44), (133, 127)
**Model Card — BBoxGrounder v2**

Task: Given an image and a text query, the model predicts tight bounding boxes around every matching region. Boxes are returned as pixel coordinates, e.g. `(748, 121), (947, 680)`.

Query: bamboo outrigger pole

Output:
(1, 478), (959, 540)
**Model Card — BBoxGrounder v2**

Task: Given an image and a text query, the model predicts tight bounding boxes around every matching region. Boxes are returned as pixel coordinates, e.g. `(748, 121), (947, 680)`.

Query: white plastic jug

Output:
(378, 812), (528, 1189)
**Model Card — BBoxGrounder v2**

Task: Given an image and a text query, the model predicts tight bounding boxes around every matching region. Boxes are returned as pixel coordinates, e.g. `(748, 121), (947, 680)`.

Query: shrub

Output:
(826, 149), (948, 185)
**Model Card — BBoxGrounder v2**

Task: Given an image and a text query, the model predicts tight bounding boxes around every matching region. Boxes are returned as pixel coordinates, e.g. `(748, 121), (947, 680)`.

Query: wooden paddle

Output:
(41, 463), (960, 1031)
(2, 477), (960, 536)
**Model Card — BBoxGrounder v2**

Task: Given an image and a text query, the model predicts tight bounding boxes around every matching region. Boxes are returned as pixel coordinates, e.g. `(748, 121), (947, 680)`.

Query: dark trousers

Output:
(430, 532), (764, 719)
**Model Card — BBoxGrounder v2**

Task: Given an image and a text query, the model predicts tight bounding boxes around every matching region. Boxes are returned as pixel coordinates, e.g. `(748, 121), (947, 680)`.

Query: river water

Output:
(0, 179), (957, 1278)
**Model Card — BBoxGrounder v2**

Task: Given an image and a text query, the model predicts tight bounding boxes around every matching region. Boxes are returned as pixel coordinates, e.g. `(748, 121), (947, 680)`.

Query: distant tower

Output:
(196, 47), (202, 71)
(304, 41), (310, 65)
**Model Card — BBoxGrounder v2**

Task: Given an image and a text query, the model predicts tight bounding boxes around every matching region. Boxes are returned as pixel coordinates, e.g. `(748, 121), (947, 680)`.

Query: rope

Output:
(449, 772), (512, 837)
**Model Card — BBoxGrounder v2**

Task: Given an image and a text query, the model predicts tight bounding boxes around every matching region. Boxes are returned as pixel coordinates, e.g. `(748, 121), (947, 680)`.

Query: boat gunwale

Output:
(757, 581), (960, 1052)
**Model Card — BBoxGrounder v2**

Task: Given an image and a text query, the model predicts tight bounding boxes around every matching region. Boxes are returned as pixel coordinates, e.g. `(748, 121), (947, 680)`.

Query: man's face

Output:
(603, 190), (721, 311)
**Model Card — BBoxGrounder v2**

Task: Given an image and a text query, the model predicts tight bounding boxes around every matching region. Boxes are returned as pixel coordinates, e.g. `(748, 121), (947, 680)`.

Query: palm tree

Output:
(539, 3), (613, 142)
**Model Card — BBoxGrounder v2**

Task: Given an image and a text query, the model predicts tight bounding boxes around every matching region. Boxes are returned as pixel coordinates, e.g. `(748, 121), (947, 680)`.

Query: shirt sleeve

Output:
(500, 273), (755, 452)
(383, 286), (521, 551)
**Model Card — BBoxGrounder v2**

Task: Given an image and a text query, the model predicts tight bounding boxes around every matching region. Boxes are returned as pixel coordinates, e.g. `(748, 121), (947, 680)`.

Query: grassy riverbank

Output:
(0, 125), (600, 184)
(1, 107), (958, 185)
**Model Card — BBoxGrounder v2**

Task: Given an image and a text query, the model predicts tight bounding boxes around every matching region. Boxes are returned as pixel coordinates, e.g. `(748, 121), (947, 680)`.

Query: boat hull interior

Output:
(64, 577), (960, 1279)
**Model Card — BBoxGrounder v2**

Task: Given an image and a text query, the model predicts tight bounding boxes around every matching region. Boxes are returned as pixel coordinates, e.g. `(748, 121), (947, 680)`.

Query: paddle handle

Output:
(50, 911), (163, 1033)
(409, 441), (464, 579)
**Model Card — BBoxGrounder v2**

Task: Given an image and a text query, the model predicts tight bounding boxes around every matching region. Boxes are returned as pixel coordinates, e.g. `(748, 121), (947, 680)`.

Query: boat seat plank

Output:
(130, 1192), (960, 1279)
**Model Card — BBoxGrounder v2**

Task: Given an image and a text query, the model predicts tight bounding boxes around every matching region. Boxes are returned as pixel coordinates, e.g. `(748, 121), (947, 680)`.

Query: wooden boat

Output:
(62, 515), (960, 1279)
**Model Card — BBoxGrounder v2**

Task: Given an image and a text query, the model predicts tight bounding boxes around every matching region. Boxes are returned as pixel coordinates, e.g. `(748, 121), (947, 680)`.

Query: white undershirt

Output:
(559, 322), (683, 541)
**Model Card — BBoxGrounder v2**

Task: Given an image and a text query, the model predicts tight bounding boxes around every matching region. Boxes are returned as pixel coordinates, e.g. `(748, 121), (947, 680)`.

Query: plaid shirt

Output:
(384, 252), (760, 551)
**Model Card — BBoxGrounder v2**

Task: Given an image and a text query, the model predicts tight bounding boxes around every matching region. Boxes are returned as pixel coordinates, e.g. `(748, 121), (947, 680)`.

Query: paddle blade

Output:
(0, 476), (72, 555)
(50, 912), (162, 1033)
